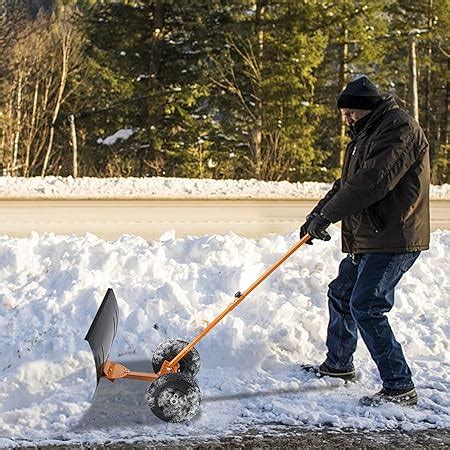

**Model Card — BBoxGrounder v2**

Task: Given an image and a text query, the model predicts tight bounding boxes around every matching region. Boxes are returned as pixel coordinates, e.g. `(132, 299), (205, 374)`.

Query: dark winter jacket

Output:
(314, 96), (430, 254)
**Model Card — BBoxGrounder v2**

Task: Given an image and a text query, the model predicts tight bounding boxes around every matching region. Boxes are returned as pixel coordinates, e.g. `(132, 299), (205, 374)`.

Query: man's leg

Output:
(324, 255), (359, 372)
(350, 252), (420, 390)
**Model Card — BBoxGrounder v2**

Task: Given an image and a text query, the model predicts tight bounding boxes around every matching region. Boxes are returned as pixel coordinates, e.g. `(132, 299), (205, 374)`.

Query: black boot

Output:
(359, 387), (418, 407)
(301, 362), (356, 382)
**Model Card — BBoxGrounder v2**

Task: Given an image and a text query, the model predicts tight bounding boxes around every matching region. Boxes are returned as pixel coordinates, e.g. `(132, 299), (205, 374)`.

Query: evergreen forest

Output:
(0, 0), (449, 183)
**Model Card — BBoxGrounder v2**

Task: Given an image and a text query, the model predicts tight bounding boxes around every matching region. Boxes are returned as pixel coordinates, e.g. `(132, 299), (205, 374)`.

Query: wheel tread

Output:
(147, 373), (201, 422)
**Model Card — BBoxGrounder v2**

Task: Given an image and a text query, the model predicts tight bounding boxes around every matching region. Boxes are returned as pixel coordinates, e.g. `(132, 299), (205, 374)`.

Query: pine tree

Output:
(307, 0), (389, 174)
(385, 0), (449, 182)
(76, 0), (223, 177)
(208, 0), (328, 181)
(1, 0), (448, 180)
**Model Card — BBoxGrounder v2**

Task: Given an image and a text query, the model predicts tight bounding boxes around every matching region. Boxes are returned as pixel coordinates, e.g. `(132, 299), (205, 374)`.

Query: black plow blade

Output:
(85, 288), (119, 385)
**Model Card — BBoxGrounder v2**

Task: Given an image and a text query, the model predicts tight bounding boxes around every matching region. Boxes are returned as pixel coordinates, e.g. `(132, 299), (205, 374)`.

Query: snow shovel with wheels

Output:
(85, 234), (313, 423)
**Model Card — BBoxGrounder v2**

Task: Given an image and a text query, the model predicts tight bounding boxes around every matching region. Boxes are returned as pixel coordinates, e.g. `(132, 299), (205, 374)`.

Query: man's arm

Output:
(310, 178), (341, 216)
(299, 178), (340, 242)
(321, 119), (423, 223)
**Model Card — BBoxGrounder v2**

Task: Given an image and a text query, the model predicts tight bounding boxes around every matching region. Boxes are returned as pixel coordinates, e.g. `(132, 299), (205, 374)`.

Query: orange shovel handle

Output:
(167, 233), (313, 370)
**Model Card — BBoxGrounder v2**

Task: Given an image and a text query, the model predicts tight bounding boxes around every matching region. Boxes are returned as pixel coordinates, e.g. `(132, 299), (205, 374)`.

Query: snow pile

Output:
(0, 176), (449, 199)
(0, 229), (449, 446)
(97, 128), (136, 146)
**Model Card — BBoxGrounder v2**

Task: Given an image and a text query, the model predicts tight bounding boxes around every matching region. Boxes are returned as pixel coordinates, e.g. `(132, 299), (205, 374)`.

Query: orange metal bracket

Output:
(103, 360), (159, 382)
(102, 359), (181, 382)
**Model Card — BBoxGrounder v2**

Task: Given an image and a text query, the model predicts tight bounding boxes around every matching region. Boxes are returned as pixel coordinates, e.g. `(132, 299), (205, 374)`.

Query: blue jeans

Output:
(325, 252), (420, 389)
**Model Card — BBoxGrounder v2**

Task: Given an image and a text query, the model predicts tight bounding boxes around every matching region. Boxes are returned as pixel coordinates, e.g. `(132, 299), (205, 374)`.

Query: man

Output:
(300, 75), (430, 406)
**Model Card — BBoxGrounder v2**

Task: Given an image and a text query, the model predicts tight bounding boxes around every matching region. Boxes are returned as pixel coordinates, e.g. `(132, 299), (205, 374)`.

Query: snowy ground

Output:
(0, 176), (449, 199)
(0, 227), (448, 447)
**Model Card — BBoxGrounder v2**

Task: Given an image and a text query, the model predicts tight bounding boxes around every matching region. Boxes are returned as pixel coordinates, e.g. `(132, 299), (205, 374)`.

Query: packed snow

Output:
(0, 176), (449, 199)
(97, 129), (136, 146)
(0, 227), (449, 447)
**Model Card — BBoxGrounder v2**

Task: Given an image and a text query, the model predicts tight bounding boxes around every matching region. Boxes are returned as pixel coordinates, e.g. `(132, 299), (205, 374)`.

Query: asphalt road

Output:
(0, 199), (448, 240)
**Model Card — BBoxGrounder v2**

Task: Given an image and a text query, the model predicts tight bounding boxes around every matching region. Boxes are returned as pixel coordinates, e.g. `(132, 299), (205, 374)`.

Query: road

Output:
(0, 199), (448, 240)
(30, 428), (450, 449)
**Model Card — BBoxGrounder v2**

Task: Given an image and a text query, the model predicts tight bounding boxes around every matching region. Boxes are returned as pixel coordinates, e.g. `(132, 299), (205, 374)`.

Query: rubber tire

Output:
(147, 373), (201, 423)
(152, 339), (200, 377)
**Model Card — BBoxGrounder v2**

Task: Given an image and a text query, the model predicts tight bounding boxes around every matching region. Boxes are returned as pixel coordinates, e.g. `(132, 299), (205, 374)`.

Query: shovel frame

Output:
(89, 234), (312, 383)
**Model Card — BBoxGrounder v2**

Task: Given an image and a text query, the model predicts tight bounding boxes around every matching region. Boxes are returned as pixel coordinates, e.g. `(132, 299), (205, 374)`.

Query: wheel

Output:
(152, 339), (200, 377)
(146, 373), (201, 423)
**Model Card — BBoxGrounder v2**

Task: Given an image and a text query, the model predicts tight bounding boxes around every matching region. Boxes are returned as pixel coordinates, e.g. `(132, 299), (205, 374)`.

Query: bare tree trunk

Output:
(42, 126), (56, 176)
(445, 58), (450, 182)
(253, 0), (265, 180)
(434, 55), (449, 183)
(149, 3), (164, 96)
(145, 1), (165, 177)
(42, 77), (51, 111)
(408, 32), (419, 122)
(12, 71), (23, 174)
(198, 144), (203, 178)
(440, 56), (450, 181)
(424, 0), (433, 139)
(24, 78), (39, 177)
(3, 96), (14, 172)
(444, 57), (450, 147)
(408, 29), (429, 122)
(41, 34), (70, 176)
(69, 114), (78, 177)
(30, 77), (52, 174)
(0, 130), (5, 164)
(338, 27), (348, 168)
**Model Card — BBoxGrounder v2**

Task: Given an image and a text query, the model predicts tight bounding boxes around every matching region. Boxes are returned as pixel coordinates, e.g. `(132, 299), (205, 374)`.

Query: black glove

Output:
(307, 212), (331, 241)
(299, 212), (318, 244)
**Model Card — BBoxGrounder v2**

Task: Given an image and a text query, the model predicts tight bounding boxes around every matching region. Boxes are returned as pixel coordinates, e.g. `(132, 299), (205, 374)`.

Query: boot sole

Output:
(359, 390), (418, 407)
(301, 364), (356, 382)
(319, 369), (356, 382)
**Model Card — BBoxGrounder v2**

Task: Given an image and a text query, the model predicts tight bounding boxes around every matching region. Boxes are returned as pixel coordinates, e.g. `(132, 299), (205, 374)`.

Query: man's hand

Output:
(299, 212), (318, 244)
(307, 212), (331, 241)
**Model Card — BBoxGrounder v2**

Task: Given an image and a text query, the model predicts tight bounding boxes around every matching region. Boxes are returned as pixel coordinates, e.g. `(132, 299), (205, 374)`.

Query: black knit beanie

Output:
(337, 76), (383, 110)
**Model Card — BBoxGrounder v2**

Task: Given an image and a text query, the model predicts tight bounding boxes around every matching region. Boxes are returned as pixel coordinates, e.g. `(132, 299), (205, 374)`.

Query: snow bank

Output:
(0, 176), (448, 199)
(0, 229), (449, 446)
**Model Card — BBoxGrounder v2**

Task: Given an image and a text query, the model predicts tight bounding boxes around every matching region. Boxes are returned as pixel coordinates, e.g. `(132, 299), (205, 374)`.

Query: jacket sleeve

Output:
(321, 119), (420, 223)
(310, 178), (341, 216)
